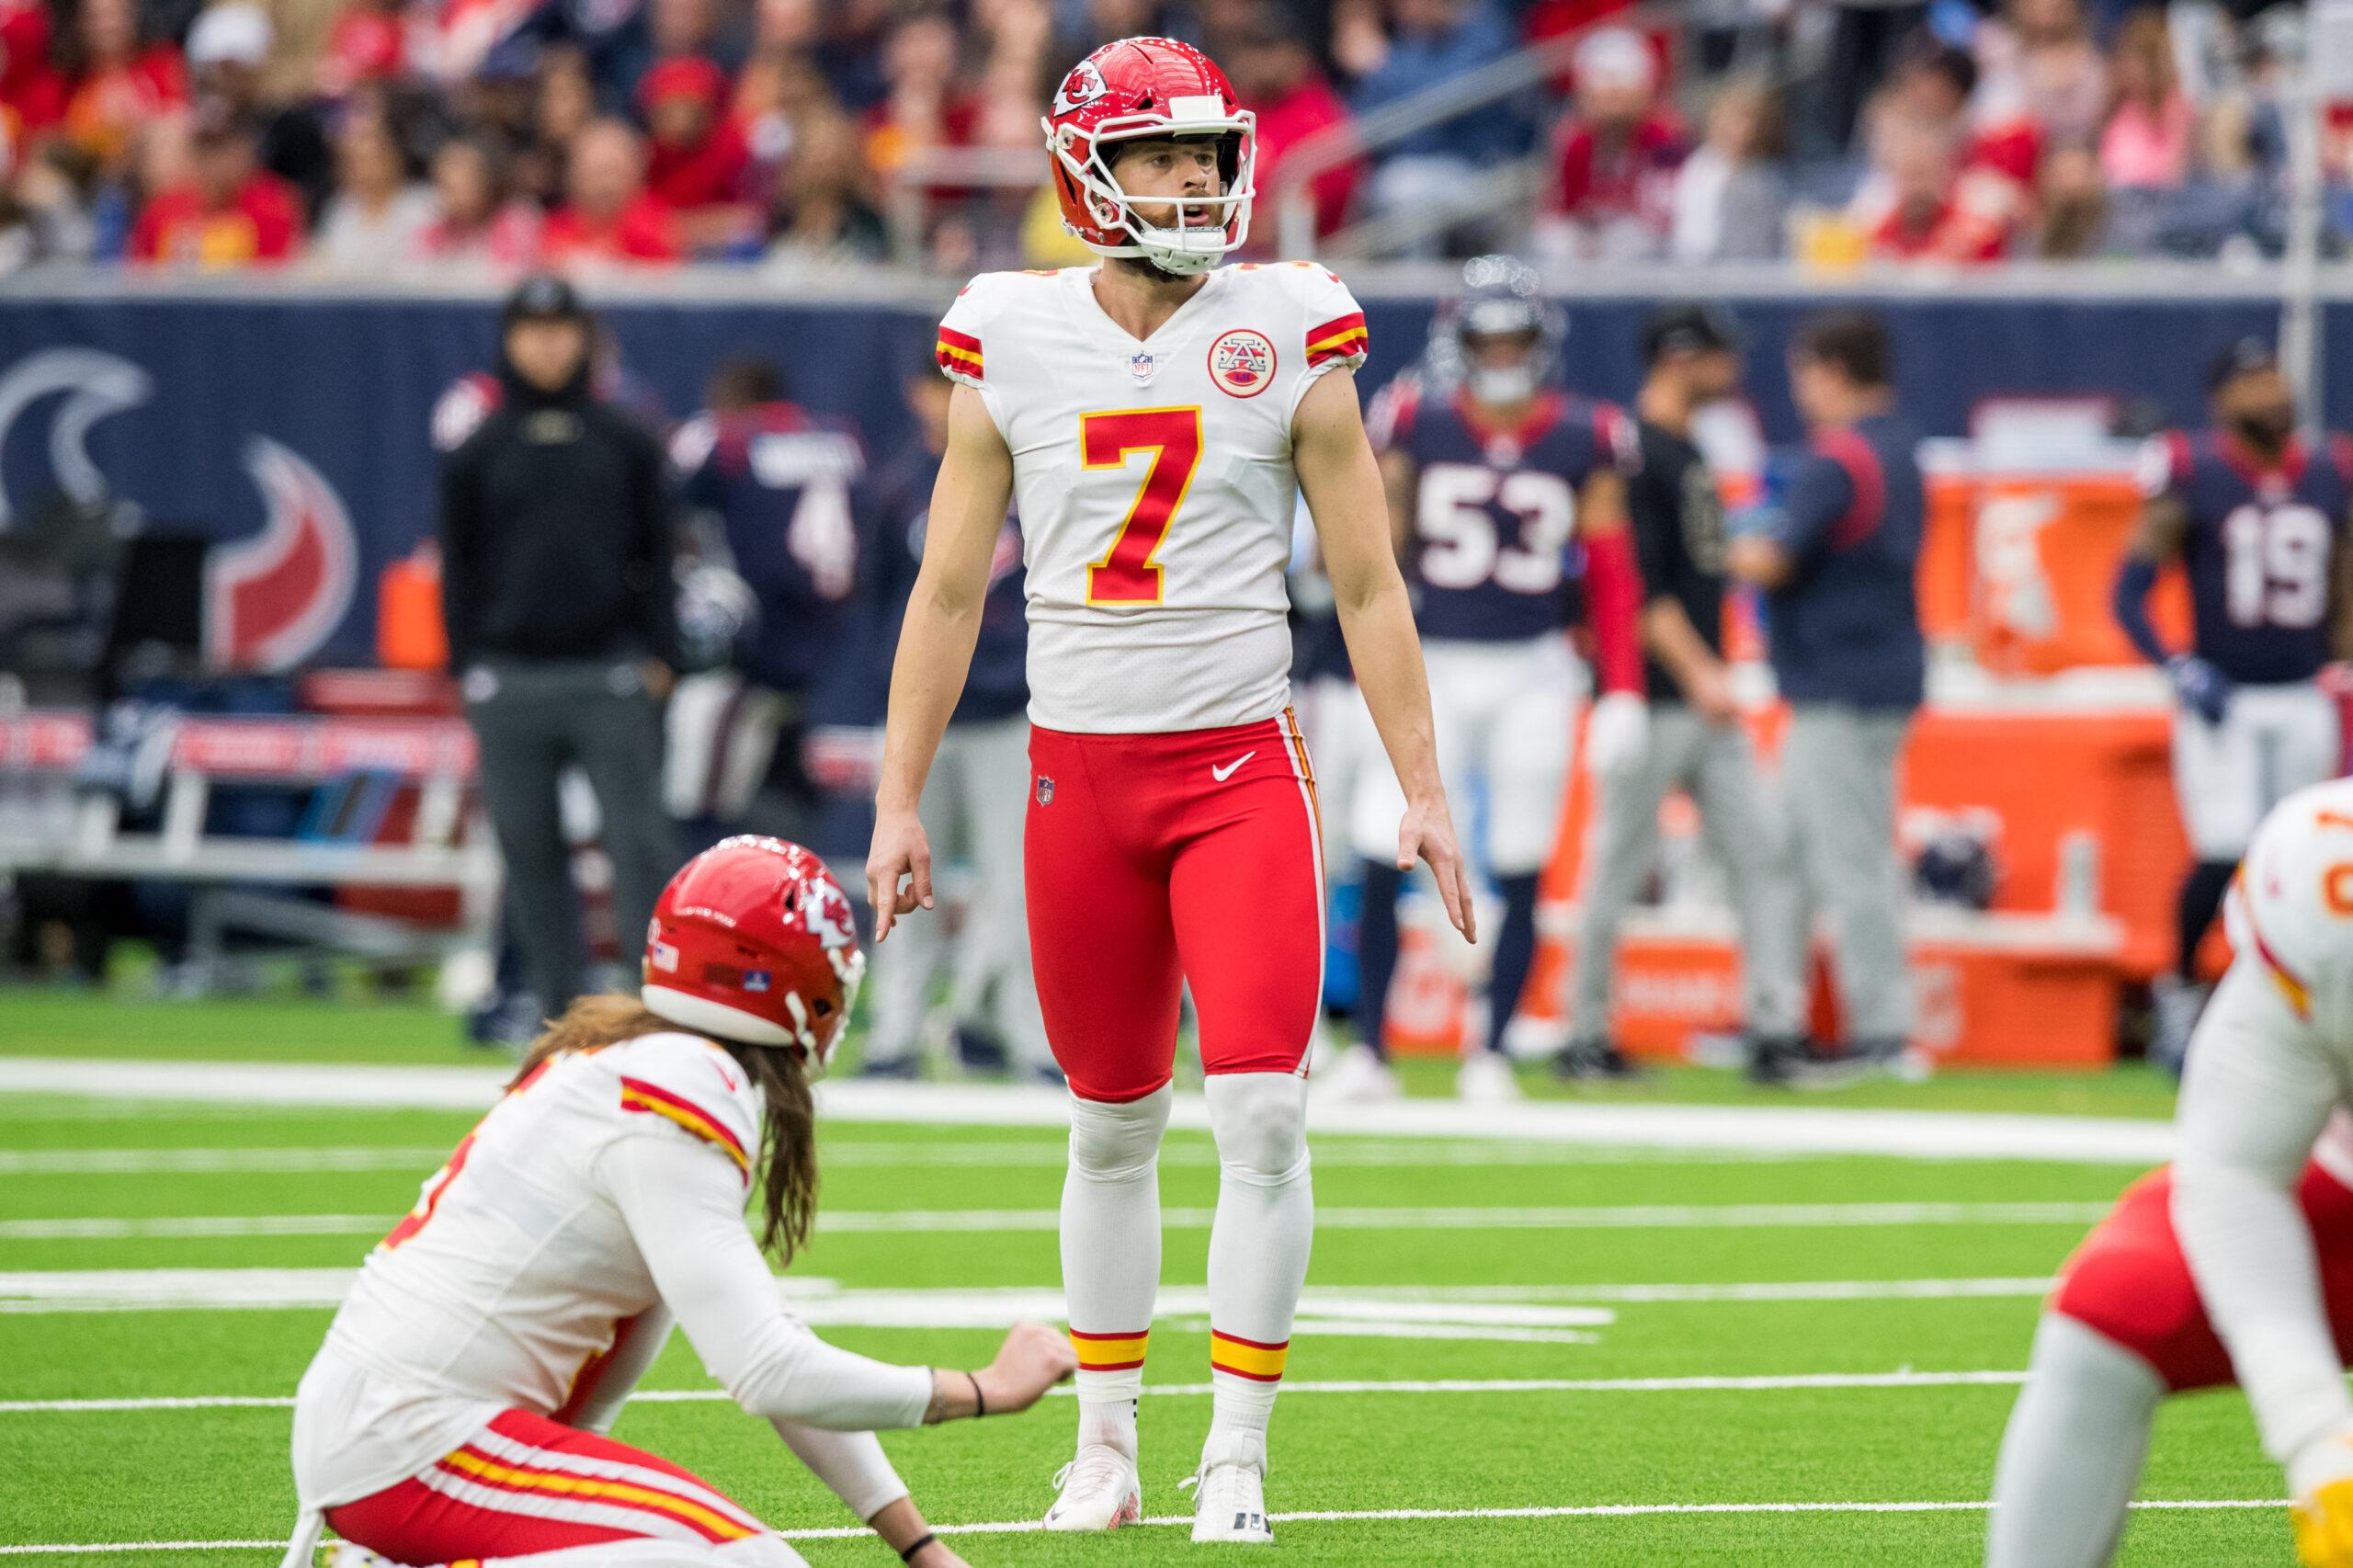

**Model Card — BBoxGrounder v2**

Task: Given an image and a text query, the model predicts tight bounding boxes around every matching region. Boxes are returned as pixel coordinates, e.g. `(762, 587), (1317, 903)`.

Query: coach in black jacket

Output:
(440, 275), (681, 1017)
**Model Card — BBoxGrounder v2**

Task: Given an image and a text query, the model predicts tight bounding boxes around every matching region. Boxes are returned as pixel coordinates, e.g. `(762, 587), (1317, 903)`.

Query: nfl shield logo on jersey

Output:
(1128, 350), (1157, 383)
(1037, 775), (1055, 805)
(1208, 329), (1276, 399)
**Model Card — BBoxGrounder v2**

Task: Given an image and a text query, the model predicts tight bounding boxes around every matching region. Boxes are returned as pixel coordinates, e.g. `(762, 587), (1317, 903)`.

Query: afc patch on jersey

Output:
(1208, 329), (1277, 398)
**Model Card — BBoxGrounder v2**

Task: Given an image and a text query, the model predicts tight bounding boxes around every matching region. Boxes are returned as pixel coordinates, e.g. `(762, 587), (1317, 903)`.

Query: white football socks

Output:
(1063, 1085), (1172, 1459)
(1202, 1072), (1313, 1469)
(1985, 1312), (2165, 1568)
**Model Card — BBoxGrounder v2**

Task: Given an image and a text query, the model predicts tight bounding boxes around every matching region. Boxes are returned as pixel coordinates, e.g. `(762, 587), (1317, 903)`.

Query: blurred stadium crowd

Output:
(0, 0), (2343, 275)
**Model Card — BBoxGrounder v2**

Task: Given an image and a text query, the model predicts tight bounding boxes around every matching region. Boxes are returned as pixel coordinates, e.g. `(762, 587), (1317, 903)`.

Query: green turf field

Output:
(0, 990), (2290, 1566)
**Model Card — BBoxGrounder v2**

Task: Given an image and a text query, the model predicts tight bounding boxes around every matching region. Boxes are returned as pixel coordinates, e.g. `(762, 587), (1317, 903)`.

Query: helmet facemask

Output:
(1047, 108), (1256, 276)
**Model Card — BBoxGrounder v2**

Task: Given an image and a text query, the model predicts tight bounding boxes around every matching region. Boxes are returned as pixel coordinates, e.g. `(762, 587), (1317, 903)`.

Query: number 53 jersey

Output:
(936, 262), (1370, 734)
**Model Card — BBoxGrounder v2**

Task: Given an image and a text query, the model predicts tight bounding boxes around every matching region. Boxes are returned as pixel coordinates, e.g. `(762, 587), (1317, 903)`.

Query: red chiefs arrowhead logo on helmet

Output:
(799, 878), (856, 951)
(1054, 58), (1109, 115)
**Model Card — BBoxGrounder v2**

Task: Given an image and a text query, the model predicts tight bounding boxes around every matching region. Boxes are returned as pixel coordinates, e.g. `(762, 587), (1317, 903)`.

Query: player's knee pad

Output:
(1068, 1084), (1173, 1183)
(1204, 1072), (1308, 1186)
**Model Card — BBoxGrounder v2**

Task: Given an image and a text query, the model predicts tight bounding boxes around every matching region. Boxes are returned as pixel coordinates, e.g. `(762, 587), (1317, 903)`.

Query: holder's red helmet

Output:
(641, 835), (864, 1075)
(1042, 36), (1256, 276)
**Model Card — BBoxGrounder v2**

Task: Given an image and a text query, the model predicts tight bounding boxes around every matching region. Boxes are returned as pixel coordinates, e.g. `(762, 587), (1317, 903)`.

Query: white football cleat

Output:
(1183, 1446), (1274, 1544)
(1043, 1443), (1142, 1531)
(1315, 1041), (1401, 1104)
(1456, 1050), (1524, 1105)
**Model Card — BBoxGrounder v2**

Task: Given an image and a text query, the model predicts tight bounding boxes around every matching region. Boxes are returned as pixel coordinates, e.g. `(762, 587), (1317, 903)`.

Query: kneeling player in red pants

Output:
(867, 36), (1474, 1546)
(1989, 781), (2353, 1568)
(286, 840), (1072, 1568)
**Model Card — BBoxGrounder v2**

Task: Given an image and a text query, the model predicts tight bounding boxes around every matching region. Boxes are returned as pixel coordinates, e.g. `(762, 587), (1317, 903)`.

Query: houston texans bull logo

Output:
(0, 347), (358, 673)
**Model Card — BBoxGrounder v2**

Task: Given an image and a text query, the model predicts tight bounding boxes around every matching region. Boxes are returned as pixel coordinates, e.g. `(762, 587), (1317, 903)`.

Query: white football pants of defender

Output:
(1348, 636), (1580, 878)
(865, 715), (1051, 1072)
(1983, 1313), (2165, 1568)
(663, 671), (796, 824)
(2173, 681), (2341, 861)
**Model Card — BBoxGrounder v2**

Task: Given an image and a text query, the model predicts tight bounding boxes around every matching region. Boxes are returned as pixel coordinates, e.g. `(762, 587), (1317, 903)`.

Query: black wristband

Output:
(899, 1532), (937, 1563)
(966, 1370), (986, 1418)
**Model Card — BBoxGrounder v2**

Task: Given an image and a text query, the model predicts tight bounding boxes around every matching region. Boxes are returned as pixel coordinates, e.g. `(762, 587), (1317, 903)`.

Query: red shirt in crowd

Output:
(130, 172), (302, 267)
(1546, 110), (1685, 229)
(641, 54), (749, 210)
(1245, 74), (1359, 240)
(540, 195), (683, 265)
(62, 44), (185, 165)
(319, 4), (411, 96)
(1870, 195), (2006, 264)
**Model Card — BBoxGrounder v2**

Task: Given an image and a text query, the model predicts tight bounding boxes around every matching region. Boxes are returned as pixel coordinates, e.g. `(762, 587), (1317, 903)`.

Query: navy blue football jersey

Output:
(671, 401), (867, 693)
(2145, 429), (2353, 685)
(1368, 374), (1634, 644)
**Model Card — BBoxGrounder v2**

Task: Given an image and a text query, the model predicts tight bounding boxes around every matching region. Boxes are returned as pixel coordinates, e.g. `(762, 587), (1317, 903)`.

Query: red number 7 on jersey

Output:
(1083, 406), (1202, 607)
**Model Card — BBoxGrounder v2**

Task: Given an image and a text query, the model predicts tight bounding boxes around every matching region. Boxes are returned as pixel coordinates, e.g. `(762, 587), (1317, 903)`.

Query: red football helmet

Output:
(1042, 36), (1256, 275)
(641, 835), (865, 1075)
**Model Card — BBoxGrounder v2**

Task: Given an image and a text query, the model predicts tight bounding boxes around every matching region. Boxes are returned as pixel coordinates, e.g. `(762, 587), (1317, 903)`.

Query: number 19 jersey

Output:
(936, 262), (1369, 734)
(2143, 428), (2353, 686)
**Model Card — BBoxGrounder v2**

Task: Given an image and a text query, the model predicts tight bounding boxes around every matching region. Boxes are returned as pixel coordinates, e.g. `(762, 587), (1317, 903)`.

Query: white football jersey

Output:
(304, 1033), (761, 1490)
(936, 262), (1370, 733)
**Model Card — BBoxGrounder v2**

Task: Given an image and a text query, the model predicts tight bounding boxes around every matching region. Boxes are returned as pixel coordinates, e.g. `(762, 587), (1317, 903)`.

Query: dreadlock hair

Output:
(509, 994), (820, 1265)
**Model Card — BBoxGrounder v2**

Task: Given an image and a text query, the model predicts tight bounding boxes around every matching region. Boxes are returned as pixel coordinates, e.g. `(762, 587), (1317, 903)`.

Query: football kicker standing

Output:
(284, 837), (1074, 1568)
(2112, 338), (2353, 1072)
(1322, 254), (1647, 1105)
(1987, 778), (2353, 1568)
(865, 34), (1475, 1545)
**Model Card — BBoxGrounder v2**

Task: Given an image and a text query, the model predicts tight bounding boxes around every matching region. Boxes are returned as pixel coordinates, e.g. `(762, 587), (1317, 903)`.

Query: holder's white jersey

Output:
(295, 1031), (930, 1508)
(936, 262), (1370, 734)
(2173, 778), (2353, 1466)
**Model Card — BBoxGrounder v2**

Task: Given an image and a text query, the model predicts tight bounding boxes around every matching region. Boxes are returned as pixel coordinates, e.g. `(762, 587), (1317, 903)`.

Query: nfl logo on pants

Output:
(1036, 776), (1055, 806)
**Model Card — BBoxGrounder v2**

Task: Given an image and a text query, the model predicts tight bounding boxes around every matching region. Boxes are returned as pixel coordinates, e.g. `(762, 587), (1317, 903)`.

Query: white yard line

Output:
(0, 1497), (2282, 1554)
(0, 1057), (2177, 1164)
(0, 1369), (2042, 1415)
(0, 1200), (2111, 1243)
(0, 1141), (1802, 1176)
(0, 1268), (2057, 1316)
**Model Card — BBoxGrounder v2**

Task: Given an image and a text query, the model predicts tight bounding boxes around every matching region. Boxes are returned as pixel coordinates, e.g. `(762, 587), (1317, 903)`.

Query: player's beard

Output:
(1111, 253), (1194, 285)
(2231, 405), (2295, 452)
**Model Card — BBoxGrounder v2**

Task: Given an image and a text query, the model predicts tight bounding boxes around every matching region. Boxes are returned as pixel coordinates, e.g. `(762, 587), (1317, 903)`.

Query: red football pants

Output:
(1025, 709), (1324, 1104)
(2052, 1160), (2353, 1390)
(324, 1407), (771, 1560)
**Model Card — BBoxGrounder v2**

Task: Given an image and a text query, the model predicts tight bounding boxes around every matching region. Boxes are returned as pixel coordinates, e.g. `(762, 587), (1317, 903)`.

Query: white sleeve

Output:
(2172, 961), (2352, 1464)
(769, 1421), (909, 1522)
(936, 278), (992, 392)
(598, 1131), (934, 1431)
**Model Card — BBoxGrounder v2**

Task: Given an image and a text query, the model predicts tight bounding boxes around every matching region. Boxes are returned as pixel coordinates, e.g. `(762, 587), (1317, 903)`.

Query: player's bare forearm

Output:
(874, 386), (1010, 815)
(1643, 597), (1731, 713)
(1296, 370), (1441, 802)
(2129, 493), (2191, 565)
(870, 385), (1011, 936)
(1295, 369), (1475, 939)
(1724, 534), (1792, 590)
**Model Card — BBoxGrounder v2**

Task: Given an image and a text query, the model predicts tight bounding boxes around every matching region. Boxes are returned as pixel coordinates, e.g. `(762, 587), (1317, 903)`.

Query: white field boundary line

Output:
(0, 1057), (2177, 1164)
(0, 1141), (1809, 1175)
(0, 1270), (2058, 1316)
(0, 1369), (2045, 1415)
(0, 1498), (2289, 1554)
(0, 1201), (2114, 1243)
